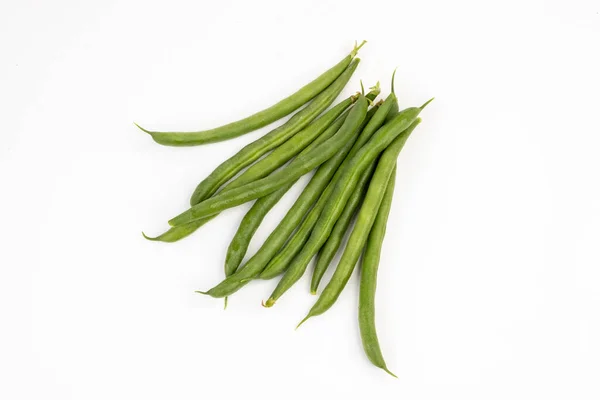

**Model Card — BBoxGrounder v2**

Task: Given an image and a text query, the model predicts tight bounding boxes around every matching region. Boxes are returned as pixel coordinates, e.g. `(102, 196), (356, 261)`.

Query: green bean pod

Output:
(310, 161), (376, 294)
(297, 118), (422, 328)
(197, 92), (382, 298)
(224, 186), (288, 278)
(222, 101), (356, 277)
(263, 100), (432, 307)
(198, 106), (372, 298)
(258, 100), (387, 280)
(258, 95), (396, 281)
(190, 60), (360, 205)
(136, 42), (365, 146)
(143, 87), (381, 243)
(143, 105), (349, 243)
(168, 95), (370, 227)
(359, 168), (397, 378)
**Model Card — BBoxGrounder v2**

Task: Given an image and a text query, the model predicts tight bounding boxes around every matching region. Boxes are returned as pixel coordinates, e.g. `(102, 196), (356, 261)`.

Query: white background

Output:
(1, 0), (599, 399)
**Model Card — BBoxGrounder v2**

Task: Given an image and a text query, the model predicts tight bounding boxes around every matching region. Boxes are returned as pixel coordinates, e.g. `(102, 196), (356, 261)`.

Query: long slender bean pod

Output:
(359, 168), (397, 377)
(297, 118), (422, 328)
(263, 100), (431, 307)
(258, 94), (398, 281)
(168, 95), (370, 227)
(310, 161), (376, 293)
(136, 41), (366, 146)
(197, 100), (382, 298)
(144, 86), (381, 243)
(142, 102), (350, 243)
(189, 60), (360, 205)
(223, 102), (355, 276)
(224, 83), (380, 194)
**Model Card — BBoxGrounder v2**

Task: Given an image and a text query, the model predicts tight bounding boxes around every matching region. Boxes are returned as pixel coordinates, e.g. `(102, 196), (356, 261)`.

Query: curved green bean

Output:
(258, 93), (397, 283)
(142, 85), (379, 243)
(168, 95), (370, 227)
(223, 101), (355, 277)
(190, 60), (360, 205)
(359, 168), (397, 377)
(297, 118), (422, 328)
(197, 102), (380, 298)
(136, 41), (365, 146)
(263, 100), (431, 307)
(310, 161), (376, 294)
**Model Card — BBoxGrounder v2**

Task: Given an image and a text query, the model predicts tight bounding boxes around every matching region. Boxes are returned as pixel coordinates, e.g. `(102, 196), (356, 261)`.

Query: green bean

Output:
(310, 162), (376, 294)
(258, 93), (397, 282)
(197, 102), (379, 299)
(296, 118), (422, 328)
(224, 185), (291, 278)
(142, 98), (350, 242)
(224, 96), (362, 193)
(359, 168), (397, 377)
(142, 84), (380, 243)
(222, 99), (357, 277)
(189, 60), (360, 205)
(168, 95), (370, 227)
(136, 41), (366, 147)
(220, 112), (355, 309)
(263, 100), (431, 307)
(310, 75), (396, 291)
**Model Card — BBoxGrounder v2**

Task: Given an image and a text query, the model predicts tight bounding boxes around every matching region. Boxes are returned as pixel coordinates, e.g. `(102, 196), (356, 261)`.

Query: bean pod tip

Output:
(296, 315), (311, 330)
(383, 368), (398, 378)
(420, 97), (435, 110)
(141, 231), (159, 241)
(134, 122), (151, 134)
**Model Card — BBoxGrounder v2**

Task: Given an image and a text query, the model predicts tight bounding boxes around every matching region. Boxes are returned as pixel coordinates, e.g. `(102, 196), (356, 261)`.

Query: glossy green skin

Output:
(258, 95), (396, 281)
(224, 185), (289, 277)
(223, 106), (351, 277)
(298, 119), (421, 327)
(143, 99), (353, 243)
(168, 95), (369, 227)
(199, 105), (375, 298)
(264, 104), (424, 306)
(189, 60), (360, 205)
(258, 102), (385, 280)
(137, 46), (362, 146)
(385, 99), (399, 122)
(222, 98), (356, 194)
(144, 89), (381, 243)
(359, 168), (397, 378)
(310, 161), (376, 293)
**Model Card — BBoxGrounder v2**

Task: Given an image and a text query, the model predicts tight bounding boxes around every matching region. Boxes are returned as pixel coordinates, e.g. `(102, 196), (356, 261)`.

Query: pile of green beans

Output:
(139, 42), (433, 376)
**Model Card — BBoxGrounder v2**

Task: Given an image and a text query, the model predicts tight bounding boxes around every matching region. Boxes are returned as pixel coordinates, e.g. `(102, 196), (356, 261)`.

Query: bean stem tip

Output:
(351, 40), (367, 57)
